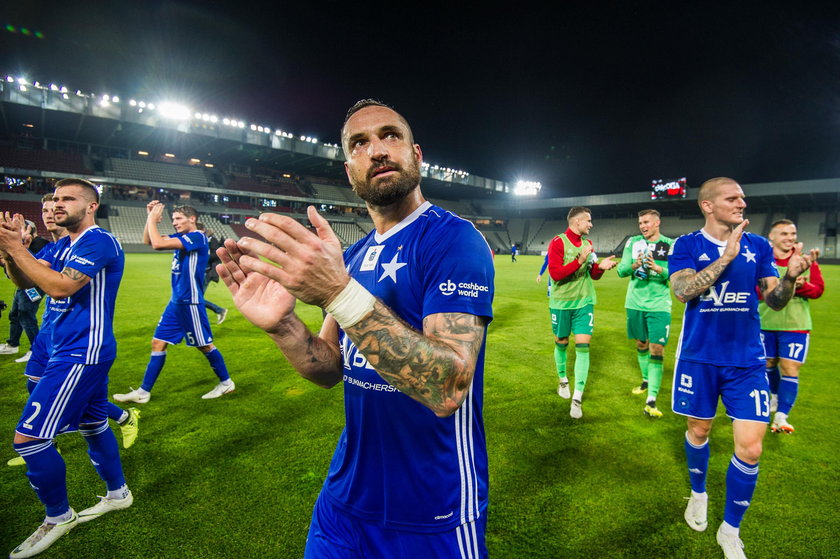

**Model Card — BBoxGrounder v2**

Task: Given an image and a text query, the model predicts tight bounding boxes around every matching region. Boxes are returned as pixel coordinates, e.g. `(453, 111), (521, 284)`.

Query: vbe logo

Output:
(700, 281), (749, 306)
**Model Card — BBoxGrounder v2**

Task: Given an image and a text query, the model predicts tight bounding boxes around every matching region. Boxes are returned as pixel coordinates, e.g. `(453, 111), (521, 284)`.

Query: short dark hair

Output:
(567, 207), (591, 221)
(195, 222), (206, 231)
(171, 205), (198, 219)
(54, 178), (100, 203)
(638, 209), (660, 218)
(341, 99), (414, 152)
(41, 193), (54, 203)
(770, 219), (795, 230)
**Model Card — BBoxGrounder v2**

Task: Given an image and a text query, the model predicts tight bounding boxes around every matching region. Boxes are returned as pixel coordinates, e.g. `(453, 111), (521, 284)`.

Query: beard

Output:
(54, 208), (85, 229)
(350, 157), (421, 207)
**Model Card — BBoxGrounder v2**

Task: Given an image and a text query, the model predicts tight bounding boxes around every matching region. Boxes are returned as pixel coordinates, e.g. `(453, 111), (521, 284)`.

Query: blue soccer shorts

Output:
(671, 360), (771, 423)
(153, 302), (213, 347)
(16, 360), (115, 439)
(304, 493), (488, 559)
(23, 328), (51, 380)
(761, 330), (810, 364)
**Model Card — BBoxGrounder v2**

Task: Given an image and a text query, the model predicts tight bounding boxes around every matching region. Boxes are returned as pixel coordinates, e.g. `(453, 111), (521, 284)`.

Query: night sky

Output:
(2, 2), (840, 196)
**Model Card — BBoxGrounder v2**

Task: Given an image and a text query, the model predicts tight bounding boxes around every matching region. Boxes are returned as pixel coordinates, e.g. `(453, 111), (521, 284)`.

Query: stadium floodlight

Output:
(223, 118), (231, 125)
(17, 77), (27, 84)
(237, 121), (245, 128)
(19, 85), (26, 92)
(209, 115), (217, 123)
(50, 84), (58, 91)
(112, 96), (119, 103)
(5, 76), (13, 82)
(250, 124), (258, 131)
(513, 180), (542, 196)
(137, 151), (149, 156)
(158, 102), (189, 120)
(147, 103), (155, 110)
(62, 93), (69, 100)
(194, 112), (202, 120)
(164, 153), (175, 158)
(60, 86), (67, 93)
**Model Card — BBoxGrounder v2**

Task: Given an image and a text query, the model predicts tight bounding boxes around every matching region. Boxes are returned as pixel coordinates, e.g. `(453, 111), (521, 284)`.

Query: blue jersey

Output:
(322, 201), (495, 533)
(669, 230), (777, 367)
(169, 231), (208, 304)
(42, 226), (124, 364)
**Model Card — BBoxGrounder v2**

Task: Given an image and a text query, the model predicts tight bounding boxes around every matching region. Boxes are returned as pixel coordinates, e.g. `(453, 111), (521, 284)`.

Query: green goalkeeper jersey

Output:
(616, 234), (674, 313)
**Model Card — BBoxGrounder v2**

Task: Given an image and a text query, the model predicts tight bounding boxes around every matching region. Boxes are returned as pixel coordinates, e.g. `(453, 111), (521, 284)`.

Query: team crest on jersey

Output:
(360, 245), (384, 271)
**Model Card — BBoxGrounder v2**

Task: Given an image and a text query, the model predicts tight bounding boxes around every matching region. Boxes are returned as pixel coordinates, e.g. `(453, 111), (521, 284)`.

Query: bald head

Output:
(697, 177), (739, 208)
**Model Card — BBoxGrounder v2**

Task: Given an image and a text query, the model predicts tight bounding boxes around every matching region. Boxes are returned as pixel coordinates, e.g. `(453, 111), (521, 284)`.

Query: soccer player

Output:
(616, 209), (674, 418)
(669, 177), (811, 559)
(759, 219), (823, 434)
(6, 195), (139, 469)
(113, 203), (234, 403)
(0, 179), (133, 558)
(547, 206), (617, 418)
(216, 99), (494, 558)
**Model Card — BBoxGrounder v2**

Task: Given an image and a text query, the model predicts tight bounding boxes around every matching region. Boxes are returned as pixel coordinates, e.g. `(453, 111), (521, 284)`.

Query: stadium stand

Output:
(0, 199), (49, 238)
(106, 158), (210, 187)
(0, 145), (91, 175)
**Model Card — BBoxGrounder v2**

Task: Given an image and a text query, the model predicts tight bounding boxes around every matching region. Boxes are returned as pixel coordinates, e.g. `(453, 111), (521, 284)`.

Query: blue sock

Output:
(107, 402), (126, 422)
(80, 422), (126, 491)
(684, 432), (710, 493)
(724, 454), (759, 528)
(766, 365), (780, 395)
(204, 348), (230, 382)
(26, 378), (39, 394)
(14, 439), (69, 516)
(778, 375), (799, 415)
(140, 351), (167, 392)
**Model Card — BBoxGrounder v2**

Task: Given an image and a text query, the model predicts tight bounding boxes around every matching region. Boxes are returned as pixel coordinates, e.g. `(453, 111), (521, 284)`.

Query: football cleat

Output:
(10, 510), (78, 558)
(771, 413), (794, 434)
(217, 308), (228, 325)
(15, 351), (32, 363)
(119, 408), (141, 449)
(644, 404), (663, 418)
(631, 382), (648, 395)
(201, 380), (235, 399)
(557, 379), (570, 399)
(78, 491), (133, 523)
(684, 493), (708, 532)
(7, 455), (26, 467)
(716, 524), (748, 559)
(113, 387), (150, 404)
(0, 343), (20, 355)
(570, 399), (583, 419)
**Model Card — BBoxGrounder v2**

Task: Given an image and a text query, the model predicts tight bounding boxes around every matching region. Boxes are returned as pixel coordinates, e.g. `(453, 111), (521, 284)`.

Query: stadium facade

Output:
(2, 77), (837, 262)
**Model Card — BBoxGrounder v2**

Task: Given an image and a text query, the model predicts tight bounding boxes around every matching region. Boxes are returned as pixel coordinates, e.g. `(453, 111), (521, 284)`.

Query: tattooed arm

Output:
(671, 257), (734, 303)
(758, 243), (813, 311)
(343, 302), (487, 418)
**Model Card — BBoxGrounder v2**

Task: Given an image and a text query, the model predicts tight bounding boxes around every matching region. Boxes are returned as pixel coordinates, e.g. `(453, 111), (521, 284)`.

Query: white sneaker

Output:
(113, 387), (150, 404)
(0, 343), (20, 355)
(570, 399), (583, 419)
(769, 394), (778, 414)
(201, 380), (235, 399)
(10, 510), (78, 558)
(78, 491), (133, 523)
(217, 308), (228, 325)
(15, 351), (32, 363)
(684, 493), (708, 532)
(716, 524), (748, 559)
(557, 379), (570, 399)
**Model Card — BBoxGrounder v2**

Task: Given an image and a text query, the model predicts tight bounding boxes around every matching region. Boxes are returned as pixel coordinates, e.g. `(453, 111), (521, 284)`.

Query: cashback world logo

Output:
(439, 279), (489, 298)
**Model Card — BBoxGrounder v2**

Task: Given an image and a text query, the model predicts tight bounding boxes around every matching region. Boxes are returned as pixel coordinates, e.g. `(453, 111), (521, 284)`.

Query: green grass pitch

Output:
(0, 253), (837, 558)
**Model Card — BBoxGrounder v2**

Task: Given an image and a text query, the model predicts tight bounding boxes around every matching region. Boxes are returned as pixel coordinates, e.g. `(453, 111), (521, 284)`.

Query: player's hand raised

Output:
(722, 219), (749, 263)
(578, 243), (593, 264)
(216, 238), (297, 333)
(784, 243), (812, 280)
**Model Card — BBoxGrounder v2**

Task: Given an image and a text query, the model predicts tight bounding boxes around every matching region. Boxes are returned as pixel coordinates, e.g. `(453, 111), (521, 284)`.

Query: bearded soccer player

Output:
(217, 99), (493, 558)
(114, 202), (234, 403)
(759, 219), (823, 434)
(616, 209), (674, 418)
(669, 177), (811, 559)
(0, 179), (132, 558)
(547, 206), (617, 419)
(6, 195), (139, 469)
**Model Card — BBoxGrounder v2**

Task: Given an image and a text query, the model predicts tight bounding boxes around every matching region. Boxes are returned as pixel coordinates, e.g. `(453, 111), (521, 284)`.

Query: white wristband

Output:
(325, 278), (376, 329)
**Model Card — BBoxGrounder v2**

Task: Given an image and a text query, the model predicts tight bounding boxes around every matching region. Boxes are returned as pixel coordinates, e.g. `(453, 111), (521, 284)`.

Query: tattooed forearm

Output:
(671, 258), (732, 302)
(267, 313), (343, 388)
(61, 267), (88, 281)
(760, 275), (795, 311)
(345, 301), (486, 417)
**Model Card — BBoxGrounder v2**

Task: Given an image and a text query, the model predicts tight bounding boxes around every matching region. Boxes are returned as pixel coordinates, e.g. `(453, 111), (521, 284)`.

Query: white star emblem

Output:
(657, 247), (666, 256)
(378, 252), (407, 283)
(742, 247), (756, 263)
